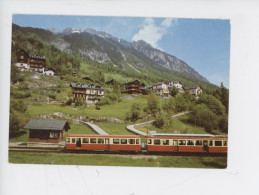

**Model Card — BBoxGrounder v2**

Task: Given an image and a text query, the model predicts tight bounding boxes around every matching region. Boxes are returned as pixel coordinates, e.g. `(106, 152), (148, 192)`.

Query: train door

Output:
(76, 138), (82, 148)
(105, 138), (110, 150)
(203, 140), (208, 152)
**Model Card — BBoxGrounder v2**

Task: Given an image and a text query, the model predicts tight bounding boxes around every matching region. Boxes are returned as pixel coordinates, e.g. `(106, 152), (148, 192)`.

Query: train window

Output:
(66, 138), (70, 143)
(83, 138), (89, 143)
(179, 140), (186, 145)
(72, 138), (75, 143)
(209, 140), (213, 146)
(173, 140), (178, 146)
(154, 139), (161, 145)
(121, 139), (127, 144)
(163, 140), (169, 145)
(223, 141), (227, 146)
(136, 139), (140, 144)
(187, 140), (194, 145)
(90, 138), (97, 144)
(113, 138), (120, 144)
(195, 140), (202, 146)
(215, 141), (222, 146)
(98, 138), (104, 144)
(129, 139), (136, 144)
(147, 139), (152, 145)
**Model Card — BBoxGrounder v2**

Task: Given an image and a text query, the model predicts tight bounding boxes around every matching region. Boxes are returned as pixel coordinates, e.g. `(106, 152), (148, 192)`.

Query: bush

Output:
(218, 114), (228, 132)
(198, 94), (226, 115)
(96, 97), (111, 106)
(75, 99), (84, 106)
(153, 112), (173, 130)
(127, 103), (142, 121)
(96, 105), (101, 110)
(9, 110), (26, 138)
(66, 98), (73, 105)
(10, 99), (27, 113)
(10, 90), (31, 99)
(189, 104), (218, 133)
(145, 93), (161, 117)
(48, 93), (56, 100)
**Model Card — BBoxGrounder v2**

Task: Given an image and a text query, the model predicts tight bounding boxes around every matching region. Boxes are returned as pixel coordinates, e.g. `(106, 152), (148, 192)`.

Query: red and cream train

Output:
(66, 133), (227, 154)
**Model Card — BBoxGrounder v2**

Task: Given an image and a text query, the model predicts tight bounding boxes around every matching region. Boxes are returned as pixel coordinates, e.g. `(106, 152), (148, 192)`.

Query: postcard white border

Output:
(1, 0), (259, 195)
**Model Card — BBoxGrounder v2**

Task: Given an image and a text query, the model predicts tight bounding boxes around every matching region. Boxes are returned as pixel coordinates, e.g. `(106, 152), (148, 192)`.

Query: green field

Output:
(136, 114), (207, 134)
(94, 122), (134, 135)
(9, 152), (227, 168)
(26, 95), (148, 120)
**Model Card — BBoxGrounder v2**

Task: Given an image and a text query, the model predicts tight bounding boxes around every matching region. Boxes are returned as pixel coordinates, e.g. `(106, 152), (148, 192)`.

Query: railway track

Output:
(9, 147), (227, 157)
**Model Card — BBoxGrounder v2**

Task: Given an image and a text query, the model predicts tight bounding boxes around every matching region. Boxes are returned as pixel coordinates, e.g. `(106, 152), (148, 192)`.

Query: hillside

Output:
(11, 23), (218, 91)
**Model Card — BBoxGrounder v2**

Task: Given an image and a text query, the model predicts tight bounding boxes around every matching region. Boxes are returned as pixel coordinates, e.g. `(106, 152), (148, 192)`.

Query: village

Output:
(15, 50), (203, 106)
(9, 50), (212, 148)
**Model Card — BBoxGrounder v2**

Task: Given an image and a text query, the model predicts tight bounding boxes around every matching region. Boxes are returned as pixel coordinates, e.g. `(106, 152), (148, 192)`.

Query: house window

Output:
(50, 132), (59, 138)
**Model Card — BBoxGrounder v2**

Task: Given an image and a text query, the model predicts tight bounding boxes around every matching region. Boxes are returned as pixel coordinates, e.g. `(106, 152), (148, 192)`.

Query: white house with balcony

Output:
(147, 82), (169, 97)
(184, 86), (203, 97)
(167, 81), (184, 93)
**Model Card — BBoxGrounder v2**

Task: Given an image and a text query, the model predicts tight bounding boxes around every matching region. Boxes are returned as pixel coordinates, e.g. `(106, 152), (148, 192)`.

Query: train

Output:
(65, 133), (228, 154)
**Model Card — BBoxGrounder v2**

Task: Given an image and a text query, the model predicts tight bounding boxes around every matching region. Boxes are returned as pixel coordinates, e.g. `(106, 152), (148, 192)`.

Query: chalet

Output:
(24, 119), (70, 143)
(70, 83), (105, 105)
(105, 79), (118, 86)
(83, 76), (94, 82)
(15, 50), (30, 71)
(121, 80), (146, 95)
(43, 68), (55, 76)
(184, 86), (203, 97)
(16, 50), (46, 73)
(148, 82), (169, 97)
(28, 54), (46, 73)
(167, 81), (184, 93)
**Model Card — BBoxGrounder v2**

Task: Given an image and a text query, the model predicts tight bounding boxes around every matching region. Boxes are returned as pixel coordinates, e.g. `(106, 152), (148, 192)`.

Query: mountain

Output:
(131, 40), (208, 82)
(11, 23), (217, 91)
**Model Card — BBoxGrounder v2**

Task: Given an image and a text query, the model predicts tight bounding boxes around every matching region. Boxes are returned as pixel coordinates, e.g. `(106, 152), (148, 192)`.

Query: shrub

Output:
(96, 105), (101, 110)
(96, 97), (111, 106)
(127, 103), (142, 121)
(198, 94), (226, 115)
(75, 99), (84, 107)
(189, 104), (218, 133)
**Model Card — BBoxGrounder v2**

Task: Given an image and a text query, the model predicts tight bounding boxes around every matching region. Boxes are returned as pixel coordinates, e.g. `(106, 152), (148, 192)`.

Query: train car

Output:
(207, 136), (228, 153)
(146, 134), (227, 153)
(66, 134), (141, 152)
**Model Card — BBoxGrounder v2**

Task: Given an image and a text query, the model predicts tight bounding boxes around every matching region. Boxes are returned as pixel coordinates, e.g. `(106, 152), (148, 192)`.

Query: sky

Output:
(12, 14), (230, 87)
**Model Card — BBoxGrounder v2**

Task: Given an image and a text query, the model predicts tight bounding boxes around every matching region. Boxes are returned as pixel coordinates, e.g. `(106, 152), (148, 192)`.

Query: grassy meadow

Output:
(136, 114), (207, 135)
(26, 95), (147, 120)
(9, 152), (227, 168)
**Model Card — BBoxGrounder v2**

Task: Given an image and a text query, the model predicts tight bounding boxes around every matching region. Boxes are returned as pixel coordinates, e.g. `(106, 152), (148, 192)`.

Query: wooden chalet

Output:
(121, 80), (146, 95)
(16, 50), (46, 72)
(105, 79), (118, 86)
(70, 83), (105, 105)
(24, 119), (70, 143)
